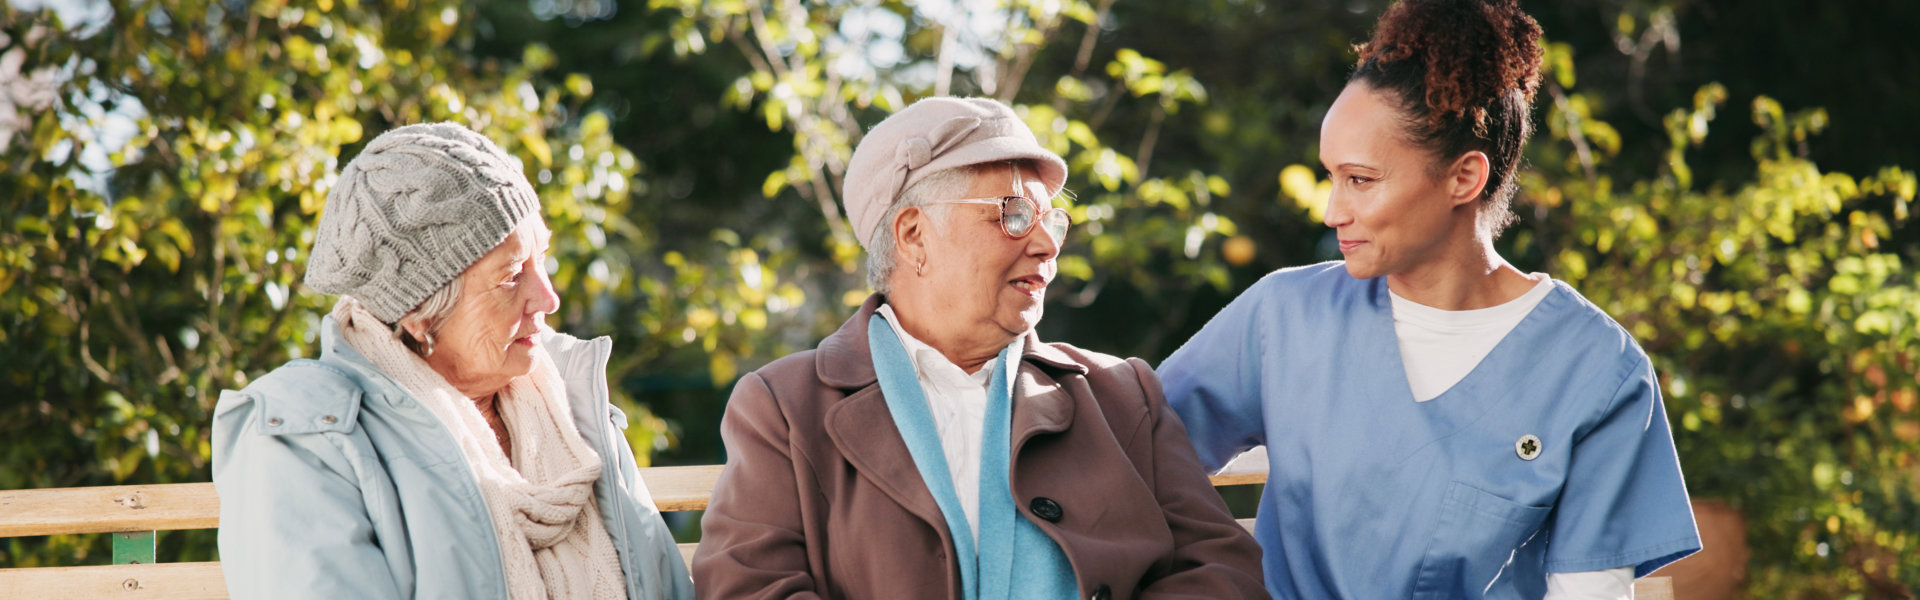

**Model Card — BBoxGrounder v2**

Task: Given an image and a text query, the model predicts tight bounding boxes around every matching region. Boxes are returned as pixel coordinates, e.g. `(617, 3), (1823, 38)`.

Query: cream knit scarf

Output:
(334, 297), (628, 600)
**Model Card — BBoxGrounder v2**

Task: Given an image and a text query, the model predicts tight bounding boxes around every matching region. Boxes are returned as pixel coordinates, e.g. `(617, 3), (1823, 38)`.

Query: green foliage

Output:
(0, 0), (651, 565)
(1525, 71), (1920, 596)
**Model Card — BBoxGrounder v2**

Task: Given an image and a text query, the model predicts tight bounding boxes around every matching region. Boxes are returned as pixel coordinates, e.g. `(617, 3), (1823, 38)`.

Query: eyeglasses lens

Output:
(1041, 210), (1069, 242)
(1000, 196), (1036, 236)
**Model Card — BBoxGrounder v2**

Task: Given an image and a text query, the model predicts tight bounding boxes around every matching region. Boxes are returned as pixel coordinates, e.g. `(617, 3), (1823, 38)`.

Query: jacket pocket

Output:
(1409, 482), (1551, 599)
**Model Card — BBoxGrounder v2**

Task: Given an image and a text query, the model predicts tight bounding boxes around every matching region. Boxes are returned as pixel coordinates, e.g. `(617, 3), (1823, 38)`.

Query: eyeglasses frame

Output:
(928, 195), (1072, 246)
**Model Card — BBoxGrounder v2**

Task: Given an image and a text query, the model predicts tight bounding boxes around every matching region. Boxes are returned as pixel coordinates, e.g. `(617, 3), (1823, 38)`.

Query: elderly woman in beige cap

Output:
(211, 123), (691, 600)
(692, 97), (1266, 600)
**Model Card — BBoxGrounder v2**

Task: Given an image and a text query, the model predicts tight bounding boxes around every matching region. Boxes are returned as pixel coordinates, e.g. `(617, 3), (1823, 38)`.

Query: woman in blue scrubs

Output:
(1158, 1), (1700, 598)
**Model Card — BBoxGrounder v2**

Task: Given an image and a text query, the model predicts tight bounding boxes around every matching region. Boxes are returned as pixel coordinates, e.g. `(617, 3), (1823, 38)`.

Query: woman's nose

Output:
(527, 267), (561, 315)
(1322, 191), (1351, 228)
(1025, 225), (1062, 261)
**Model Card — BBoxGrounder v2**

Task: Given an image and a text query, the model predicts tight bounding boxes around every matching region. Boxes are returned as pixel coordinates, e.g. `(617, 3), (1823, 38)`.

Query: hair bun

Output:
(1356, 0), (1544, 128)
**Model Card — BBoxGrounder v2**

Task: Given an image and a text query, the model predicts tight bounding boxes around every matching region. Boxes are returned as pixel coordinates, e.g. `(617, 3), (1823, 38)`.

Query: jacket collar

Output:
(316, 315), (405, 399)
(819, 294), (1087, 537)
(815, 294), (1088, 391)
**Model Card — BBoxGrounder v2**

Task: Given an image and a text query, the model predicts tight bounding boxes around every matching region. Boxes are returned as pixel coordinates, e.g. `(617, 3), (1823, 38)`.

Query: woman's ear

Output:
(398, 316), (430, 341)
(894, 206), (930, 269)
(1447, 151), (1492, 207)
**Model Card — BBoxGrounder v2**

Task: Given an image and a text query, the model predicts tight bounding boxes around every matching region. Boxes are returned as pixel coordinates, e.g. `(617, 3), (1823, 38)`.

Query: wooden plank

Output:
(1632, 576), (1675, 600)
(0, 562), (227, 600)
(1209, 450), (1270, 487)
(0, 465), (722, 538)
(0, 484), (219, 538)
(0, 460), (1251, 538)
(641, 465), (724, 513)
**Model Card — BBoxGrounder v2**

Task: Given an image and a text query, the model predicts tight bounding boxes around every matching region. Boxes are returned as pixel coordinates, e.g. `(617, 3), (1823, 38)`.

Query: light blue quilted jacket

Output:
(212, 316), (693, 600)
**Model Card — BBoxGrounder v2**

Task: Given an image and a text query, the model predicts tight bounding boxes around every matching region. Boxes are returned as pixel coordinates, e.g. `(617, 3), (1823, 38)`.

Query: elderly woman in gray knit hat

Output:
(692, 97), (1266, 599)
(211, 122), (692, 600)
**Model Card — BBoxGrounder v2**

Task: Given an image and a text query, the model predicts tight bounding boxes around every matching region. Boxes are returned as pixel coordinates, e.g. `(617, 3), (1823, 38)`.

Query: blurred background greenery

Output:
(2, 0), (1916, 596)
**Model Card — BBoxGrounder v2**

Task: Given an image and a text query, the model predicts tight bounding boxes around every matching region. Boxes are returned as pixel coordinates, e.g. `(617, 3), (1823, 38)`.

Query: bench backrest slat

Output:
(0, 484), (220, 538)
(0, 455), (1273, 538)
(641, 465), (724, 513)
(0, 562), (226, 600)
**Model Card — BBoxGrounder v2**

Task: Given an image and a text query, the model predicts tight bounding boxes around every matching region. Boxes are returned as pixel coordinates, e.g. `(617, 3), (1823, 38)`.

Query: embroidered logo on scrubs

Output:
(1516, 435), (1542, 461)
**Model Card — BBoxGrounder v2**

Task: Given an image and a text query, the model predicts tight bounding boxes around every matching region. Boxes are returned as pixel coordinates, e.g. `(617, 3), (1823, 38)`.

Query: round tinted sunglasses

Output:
(932, 195), (1071, 244)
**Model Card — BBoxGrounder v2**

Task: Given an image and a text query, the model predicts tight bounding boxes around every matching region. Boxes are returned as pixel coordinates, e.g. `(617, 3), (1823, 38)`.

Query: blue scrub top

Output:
(1160, 263), (1700, 599)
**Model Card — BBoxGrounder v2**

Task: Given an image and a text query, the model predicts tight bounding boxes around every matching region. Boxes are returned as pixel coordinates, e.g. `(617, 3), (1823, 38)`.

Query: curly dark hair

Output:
(1352, 0), (1544, 238)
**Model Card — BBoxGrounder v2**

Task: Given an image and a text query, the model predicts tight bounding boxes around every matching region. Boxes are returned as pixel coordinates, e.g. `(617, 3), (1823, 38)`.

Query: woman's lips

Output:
(512, 335), (536, 347)
(1009, 275), (1046, 297)
(1338, 240), (1365, 253)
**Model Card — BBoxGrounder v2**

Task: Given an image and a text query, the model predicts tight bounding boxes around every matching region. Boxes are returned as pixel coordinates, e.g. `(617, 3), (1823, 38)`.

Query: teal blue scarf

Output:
(868, 314), (1079, 600)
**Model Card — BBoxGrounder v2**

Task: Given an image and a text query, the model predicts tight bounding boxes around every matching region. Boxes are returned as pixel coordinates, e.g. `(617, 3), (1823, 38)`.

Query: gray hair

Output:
(387, 277), (464, 357)
(865, 165), (986, 294)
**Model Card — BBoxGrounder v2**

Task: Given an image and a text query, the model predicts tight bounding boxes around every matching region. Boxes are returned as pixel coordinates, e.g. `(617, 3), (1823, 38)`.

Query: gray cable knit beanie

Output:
(304, 122), (540, 323)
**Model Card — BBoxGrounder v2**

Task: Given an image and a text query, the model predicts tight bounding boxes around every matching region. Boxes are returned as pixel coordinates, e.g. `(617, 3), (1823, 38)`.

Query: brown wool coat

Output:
(691, 296), (1267, 600)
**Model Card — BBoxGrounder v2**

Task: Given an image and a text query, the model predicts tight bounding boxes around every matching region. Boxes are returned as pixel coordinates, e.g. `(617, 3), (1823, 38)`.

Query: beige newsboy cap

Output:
(841, 97), (1068, 249)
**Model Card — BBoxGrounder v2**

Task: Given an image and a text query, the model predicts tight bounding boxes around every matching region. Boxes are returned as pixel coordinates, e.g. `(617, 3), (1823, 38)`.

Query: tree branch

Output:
(1052, 0), (1115, 114)
(816, 67), (851, 177)
(1134, 104), (1166, 178)
(1088, 82), (1124, 130)
(153, 334), (181, 387)
(78, 320), (117, 385)
(745, 1), (792, 81)
(1548, 82), (1599, 186)
(1072, 0), (1116, 76)
(933, 23), (957, 97)
(776, 0), (809, 77)
(801, 127), (850, 240)
(726, 23), (775, 79)
(243, 266), (303, 371)
(995, 4), (1064, 103)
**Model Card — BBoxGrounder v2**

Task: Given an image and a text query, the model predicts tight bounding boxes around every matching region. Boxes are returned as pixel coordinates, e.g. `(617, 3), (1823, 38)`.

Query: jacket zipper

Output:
(593, 336), (637, 594)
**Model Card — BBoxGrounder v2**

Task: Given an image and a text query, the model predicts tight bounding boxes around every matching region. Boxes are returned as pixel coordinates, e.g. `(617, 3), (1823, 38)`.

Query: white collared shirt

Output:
(876, 304), (1010, 545)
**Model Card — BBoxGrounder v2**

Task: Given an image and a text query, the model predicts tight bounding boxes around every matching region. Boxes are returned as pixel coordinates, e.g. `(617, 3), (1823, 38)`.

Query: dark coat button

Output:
(1090, 584), (1111, 600)
(1030, 497), (1063, 523)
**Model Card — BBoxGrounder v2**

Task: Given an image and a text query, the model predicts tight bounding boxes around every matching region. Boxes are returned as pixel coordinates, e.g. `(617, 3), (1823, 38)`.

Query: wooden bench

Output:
(0, 452), (1672, 599)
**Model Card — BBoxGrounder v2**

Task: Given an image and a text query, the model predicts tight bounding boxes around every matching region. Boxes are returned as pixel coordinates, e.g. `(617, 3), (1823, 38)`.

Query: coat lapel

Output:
(824, 386), (950, 532)
(819, 295), (953, 545)
(1011, 330), (1086, 452)
(1010, 364), (1074, 451)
